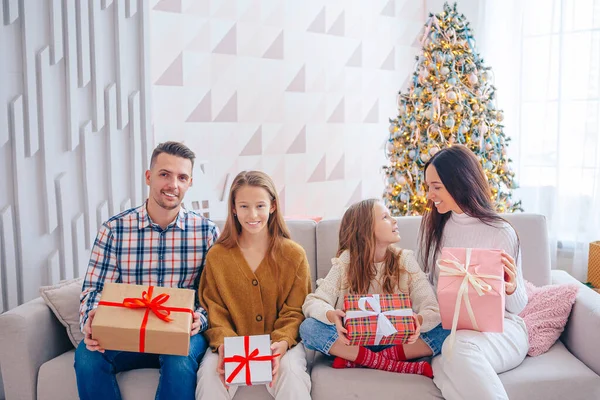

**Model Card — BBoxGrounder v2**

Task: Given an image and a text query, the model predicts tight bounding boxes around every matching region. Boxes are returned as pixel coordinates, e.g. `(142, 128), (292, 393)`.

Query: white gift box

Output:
(223, 334), (274, 386)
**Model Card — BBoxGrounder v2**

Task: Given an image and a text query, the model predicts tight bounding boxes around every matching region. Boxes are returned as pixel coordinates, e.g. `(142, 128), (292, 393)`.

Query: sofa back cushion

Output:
(213, 220), (318, 289)
(316, 213), (551, 286)
(39, 277), (85, 348)
(519, 280), (579, 356)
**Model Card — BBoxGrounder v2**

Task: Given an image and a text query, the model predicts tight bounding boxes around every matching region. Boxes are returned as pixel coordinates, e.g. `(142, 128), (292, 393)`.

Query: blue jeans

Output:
(299, 317), (450, 356)
(74, 333), (208, 400)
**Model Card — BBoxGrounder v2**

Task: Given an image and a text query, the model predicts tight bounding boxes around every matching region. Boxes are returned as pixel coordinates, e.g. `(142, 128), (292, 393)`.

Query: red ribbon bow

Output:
(223, 336), (280, 385)
(98, 285), (193, 352)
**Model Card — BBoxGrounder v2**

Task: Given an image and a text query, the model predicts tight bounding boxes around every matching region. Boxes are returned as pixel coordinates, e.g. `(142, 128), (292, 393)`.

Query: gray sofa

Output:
(1, 214), (599, 400)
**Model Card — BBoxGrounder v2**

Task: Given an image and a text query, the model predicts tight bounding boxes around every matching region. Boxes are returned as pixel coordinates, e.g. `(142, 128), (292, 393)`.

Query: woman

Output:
(419, 145), (528, 400)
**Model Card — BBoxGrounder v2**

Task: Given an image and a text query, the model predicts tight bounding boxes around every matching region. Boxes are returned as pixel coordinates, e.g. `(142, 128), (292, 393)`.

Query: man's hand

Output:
(83, 309), (105, 353)
(269, 341), (288, 388)
(326, 309), (350, 345)
(190, 312), (202, 336)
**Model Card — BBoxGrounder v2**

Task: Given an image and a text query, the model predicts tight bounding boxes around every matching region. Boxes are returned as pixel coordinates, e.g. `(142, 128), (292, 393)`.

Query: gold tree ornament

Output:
(382, 2), (523, 216)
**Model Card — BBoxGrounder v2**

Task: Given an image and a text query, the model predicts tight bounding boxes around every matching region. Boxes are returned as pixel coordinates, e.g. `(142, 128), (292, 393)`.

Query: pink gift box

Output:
(437, 247), (505, 333)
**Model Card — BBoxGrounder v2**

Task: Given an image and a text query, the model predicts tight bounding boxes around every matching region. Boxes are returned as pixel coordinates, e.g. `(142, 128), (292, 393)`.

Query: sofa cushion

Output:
(39, 278), (84, 348)
(501, 341), (600, 400)
(310, 352), (444, 400)
(38, 350), (274, 400)
(519, 280), (578, 356)
(309, 341), (600, 400)
(38, 350), (158, 400)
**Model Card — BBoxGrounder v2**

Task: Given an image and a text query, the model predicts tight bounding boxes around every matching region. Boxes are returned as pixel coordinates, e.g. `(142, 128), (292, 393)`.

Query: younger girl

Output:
(419, 145), (528, 400)
(196, 171), (312, 400)
(300, 199), (448, 377)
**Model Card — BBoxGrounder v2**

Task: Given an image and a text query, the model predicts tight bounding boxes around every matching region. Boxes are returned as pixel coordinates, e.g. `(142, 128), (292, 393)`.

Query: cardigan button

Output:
(252, 279), (258, 286)
(256, 314), (263, 322)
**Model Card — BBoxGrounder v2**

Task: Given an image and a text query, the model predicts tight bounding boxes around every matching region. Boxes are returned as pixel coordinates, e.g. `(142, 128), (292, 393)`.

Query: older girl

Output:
(196, 171), (311, 400)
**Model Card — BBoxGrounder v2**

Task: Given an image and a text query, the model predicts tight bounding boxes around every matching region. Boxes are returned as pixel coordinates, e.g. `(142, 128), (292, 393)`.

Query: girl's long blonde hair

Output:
(338, 199), (408, 294)
(217, 171), (291, 268)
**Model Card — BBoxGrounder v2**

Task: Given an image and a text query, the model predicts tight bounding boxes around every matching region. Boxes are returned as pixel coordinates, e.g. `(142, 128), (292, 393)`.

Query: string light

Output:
(382, 2), (522, 216)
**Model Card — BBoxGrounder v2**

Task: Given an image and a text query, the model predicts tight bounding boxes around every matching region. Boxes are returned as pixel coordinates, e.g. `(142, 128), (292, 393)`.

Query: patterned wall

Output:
(0, 0), (152, 312)
(150, 0), (425, 219)
(0, 0), (426, 304)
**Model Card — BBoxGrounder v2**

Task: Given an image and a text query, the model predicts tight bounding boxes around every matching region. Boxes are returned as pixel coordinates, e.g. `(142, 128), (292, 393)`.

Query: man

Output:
(74, 141), (219, 400)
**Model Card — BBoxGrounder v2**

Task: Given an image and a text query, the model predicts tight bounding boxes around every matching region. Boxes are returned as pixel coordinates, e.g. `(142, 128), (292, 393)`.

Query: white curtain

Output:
(476, 0), (600, 281)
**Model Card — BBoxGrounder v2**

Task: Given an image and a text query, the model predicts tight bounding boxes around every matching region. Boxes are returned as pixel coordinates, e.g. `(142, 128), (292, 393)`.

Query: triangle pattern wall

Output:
(152, 0), (425, 219)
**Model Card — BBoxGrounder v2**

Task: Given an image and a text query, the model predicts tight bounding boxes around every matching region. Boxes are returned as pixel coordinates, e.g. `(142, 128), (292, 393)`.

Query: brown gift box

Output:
(588, 241), (600, 289)
(92, 283), (195, 356)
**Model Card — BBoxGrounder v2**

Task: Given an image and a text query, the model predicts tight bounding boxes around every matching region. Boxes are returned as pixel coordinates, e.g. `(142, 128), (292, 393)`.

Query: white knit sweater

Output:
(302, 249), (441, 333)
(422, 211), (529, 316)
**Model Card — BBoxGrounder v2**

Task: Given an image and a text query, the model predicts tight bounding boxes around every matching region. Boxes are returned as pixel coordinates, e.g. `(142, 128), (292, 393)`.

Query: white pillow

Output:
(39, 277), (84, 347)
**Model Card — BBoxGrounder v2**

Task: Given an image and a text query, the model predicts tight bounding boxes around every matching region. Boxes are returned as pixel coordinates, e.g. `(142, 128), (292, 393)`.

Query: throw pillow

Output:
(519, 280), (578, 357)
(39, 277), (84, 348)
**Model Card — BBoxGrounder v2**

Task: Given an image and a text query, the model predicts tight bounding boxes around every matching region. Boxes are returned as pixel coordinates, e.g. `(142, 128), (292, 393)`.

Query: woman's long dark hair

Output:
(419, 145), (519, 280)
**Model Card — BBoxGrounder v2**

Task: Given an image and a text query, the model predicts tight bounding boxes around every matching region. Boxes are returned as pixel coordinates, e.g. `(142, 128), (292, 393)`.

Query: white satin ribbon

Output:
(432, 97), (441, 122)
(428, 124), (444, 144)
(436, 248), (503, 354)
(421, 18), (433, 46)
(345, 294), (412, 345)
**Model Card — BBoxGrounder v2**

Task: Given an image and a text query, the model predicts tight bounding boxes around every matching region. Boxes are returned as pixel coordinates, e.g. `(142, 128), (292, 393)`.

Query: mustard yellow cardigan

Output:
(199, 238), (312, 350)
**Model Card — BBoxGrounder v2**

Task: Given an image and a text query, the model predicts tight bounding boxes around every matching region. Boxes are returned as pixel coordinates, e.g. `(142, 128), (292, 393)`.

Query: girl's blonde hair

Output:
(217, 171), (291, 267)
(338, 199), (408, 294)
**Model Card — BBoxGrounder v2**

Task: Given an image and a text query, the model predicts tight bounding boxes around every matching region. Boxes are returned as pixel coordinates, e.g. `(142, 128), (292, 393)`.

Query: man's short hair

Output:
(150, 141), (196, 169)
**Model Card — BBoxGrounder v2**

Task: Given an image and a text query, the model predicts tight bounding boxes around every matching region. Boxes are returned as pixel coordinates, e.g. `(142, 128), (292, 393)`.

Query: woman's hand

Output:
(405, 313), (423, 344)
(326, 309), (350, 345)
(501, 251), (517, 295)
(270, 341), (288, 388)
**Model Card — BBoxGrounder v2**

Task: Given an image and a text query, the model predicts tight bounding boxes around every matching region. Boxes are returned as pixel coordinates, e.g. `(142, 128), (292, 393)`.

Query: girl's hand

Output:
(326, 309), (350, 345)
(270, 341), (288, 388)
(406, 313), (423, 344)
(216, 344), (229, 389)
(501, 251), (517, 295)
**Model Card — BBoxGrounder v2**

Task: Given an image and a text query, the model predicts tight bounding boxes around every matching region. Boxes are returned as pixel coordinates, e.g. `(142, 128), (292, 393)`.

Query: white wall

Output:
(0, 0), (153, 304)
(0, 1), (152, 396)
(150, 0), (428, 220)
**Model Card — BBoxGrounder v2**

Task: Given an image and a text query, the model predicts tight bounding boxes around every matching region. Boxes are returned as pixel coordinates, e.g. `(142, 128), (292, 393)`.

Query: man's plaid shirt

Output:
(79, 203), (219, 333)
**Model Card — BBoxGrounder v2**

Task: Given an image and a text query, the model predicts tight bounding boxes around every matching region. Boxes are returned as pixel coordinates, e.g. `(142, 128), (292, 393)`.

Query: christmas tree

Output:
(383, 2), (522, 216)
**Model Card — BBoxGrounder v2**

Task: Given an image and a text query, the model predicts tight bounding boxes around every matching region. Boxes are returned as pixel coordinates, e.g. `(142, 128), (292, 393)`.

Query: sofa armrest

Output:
(0, 297), (73, 400)
(552, 270), (600, 376)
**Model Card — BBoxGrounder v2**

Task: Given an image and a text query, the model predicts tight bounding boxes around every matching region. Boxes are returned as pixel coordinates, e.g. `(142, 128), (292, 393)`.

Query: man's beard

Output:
(153, 193), (180, 210)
